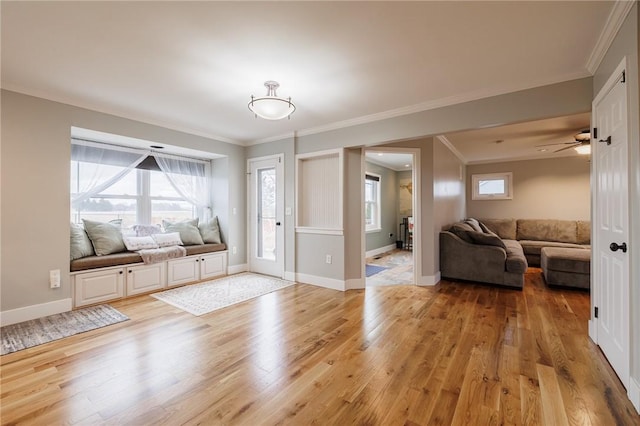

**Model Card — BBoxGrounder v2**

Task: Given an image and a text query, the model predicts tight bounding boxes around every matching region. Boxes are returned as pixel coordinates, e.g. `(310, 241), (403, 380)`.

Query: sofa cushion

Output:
(185, 243), (227, 256)
(503, 239), (527, 273)
(163, 219), (204, 245)
(517, 219), (578, 244)
(479, 219), (517, 240)
(83, 219), (126, 256)
(71, 251), (143, 272)
(577, 221), (591, 245)
(541, 247), (590, 275)
(519, 240), (587, 257)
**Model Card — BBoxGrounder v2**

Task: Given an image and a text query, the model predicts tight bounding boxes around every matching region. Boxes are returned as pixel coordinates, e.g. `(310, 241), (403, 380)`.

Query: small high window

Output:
(472, 172), (513, 200)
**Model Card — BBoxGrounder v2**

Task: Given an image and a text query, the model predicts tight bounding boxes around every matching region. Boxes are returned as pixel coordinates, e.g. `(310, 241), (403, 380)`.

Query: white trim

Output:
(284, 271), (296, 282)
(588, 319), (597, 343)
(629, 377), (640, 414)
(365, 243), (396, 258)
(295, 273), (345, 291)
(295, 227), (344, 236)
(585, 1), (636, 74)
(345, 278), (365, 290)
(0, 298), (73, 327)
(418, 272), (441, 286)
(436, 135), (467, 165)
(227, 263), (248, 275)
(466, 151), (581, 165)
(593, 57), (628, 105)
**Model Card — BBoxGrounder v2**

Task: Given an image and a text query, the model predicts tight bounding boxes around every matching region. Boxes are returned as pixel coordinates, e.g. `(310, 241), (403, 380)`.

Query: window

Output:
(365, 173), (381, 231)
(472, 172), (513, 200)
(71, 141), (209, 227)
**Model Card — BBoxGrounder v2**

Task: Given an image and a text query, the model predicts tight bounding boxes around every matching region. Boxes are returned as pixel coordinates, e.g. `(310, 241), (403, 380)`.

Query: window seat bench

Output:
(71, 244), (228, 308)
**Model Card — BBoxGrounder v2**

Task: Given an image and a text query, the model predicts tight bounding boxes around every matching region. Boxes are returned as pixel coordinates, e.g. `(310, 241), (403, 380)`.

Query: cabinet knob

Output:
(196, 259), (199, 262)
(119, 271), (123, 274)
(128, 270), (132, 273)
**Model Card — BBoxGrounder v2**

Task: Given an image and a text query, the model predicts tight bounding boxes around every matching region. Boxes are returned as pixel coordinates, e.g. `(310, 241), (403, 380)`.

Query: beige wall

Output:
(432, 138), (466, 271)
(1, 90), (246, 313)
(364, 161), (398, 252)
(466, 156), (591, 221)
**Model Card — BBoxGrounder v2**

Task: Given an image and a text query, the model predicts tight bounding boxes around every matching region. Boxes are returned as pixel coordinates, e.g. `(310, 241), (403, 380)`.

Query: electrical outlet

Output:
(325, 255), (332, 264)
(232, 207), (237, 215)
(232, 246), (237, 255)
(49, 269), (61, 289)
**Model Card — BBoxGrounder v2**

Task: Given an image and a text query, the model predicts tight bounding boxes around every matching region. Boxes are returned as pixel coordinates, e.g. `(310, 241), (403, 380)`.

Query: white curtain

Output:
(155, 155), (211, 219)
(71, 142), (147, 208)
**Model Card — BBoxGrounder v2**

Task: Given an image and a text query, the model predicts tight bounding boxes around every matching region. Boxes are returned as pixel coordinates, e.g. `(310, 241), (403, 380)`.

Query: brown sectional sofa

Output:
(440, 218), (590, 289)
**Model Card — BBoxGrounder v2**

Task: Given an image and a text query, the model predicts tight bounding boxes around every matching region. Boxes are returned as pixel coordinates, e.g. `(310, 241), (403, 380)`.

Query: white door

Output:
(248, 155), (284, 277)
(593, 64), (629, 388)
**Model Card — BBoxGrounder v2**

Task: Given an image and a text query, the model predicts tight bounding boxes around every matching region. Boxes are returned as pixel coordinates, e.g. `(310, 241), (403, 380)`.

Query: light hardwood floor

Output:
(1, 269), (639, 425)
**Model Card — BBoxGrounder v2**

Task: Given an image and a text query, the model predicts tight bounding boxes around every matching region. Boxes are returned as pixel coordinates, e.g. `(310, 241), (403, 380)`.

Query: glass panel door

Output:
(257, 167), (276, 261)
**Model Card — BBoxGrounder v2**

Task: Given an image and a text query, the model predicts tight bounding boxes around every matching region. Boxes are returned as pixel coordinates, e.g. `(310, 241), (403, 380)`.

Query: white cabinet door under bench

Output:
(73, 267), (125, 308)
(126, 263), (166, 296)
(167, 251), (228, 287)
(200, 252), (227, 280)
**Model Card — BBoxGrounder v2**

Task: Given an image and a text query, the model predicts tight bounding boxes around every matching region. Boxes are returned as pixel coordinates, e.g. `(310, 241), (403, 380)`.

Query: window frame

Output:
(71, 144), (209, 226)
(365, 172), (382, 232)
(471, 172), (513, 200)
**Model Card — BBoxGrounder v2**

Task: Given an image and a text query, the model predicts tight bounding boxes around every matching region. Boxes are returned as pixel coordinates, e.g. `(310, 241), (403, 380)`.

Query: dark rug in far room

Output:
(1, 304), (129, 355)
(366, 264), (388, 277)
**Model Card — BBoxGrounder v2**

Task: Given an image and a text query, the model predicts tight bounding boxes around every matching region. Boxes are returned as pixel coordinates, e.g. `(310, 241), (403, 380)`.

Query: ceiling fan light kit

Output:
(248, 81), (296, 120)
(535, 129), (592, 154)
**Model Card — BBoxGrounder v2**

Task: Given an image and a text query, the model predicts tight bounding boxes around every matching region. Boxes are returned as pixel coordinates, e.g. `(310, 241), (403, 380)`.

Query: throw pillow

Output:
(82, 219), (126, 256)
(133, 224), (162, 237)
(198, 216), (222, 244)
(152, 232), (183, 248)
(70, 223), (95, 260)
(449, 223), (475, 243)
(468, 230), (507, 249)
(163, 218), (204, 245)
(123, 236), (159, 251)
(464, 218), (483, 233)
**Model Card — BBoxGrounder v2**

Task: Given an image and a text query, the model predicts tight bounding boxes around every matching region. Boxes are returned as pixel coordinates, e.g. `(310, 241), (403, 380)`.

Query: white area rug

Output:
(151, 272), (295, 316)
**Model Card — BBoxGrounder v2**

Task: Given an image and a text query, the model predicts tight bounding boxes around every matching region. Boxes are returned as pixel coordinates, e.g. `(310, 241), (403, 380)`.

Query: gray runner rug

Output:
(1, 304), (129, 355)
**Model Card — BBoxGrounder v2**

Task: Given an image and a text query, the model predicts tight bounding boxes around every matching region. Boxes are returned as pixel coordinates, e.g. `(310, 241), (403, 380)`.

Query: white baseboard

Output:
(588, 319), (597, 343)
(629, 377), (640, 414)
(228, 263), (248, 275)
(0, 298), (73, 326)
(365, 243), (396, 258)
(284, 271), (296, 282)
(345, 278), (365, 290)
(296, 273), (345, 291)
(418, 271), (441, 286)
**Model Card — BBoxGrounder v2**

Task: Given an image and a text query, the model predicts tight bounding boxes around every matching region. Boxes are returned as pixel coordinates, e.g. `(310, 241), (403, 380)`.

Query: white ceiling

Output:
(443, 112), (592, 164)
(365, 152), (414, 171)
(0, 2), (618, 146)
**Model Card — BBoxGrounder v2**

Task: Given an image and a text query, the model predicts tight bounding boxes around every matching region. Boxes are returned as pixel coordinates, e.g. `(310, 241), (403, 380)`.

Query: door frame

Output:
(361, 147), (422, 286)
(247, 154), (285, 278)
(589, 57), (630, 388)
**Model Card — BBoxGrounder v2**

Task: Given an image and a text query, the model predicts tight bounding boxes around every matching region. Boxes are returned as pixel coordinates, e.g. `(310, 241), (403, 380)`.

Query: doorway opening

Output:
(363, 148), (418, 287)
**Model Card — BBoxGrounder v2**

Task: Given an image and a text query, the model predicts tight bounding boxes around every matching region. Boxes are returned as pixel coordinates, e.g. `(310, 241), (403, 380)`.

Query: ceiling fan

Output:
(536, 129), (591, 153)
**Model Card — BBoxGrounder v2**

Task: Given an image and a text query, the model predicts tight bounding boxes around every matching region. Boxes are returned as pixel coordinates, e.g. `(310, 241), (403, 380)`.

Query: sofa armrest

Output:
(440, 231), (508, 283)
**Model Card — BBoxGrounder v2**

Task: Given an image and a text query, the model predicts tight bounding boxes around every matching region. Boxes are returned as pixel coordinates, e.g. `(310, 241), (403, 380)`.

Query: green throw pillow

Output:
(70, 223), (95, 260)
(82, 219), (126, 256)
(198, 216), (222, 244)
(163, 218), (204, 245)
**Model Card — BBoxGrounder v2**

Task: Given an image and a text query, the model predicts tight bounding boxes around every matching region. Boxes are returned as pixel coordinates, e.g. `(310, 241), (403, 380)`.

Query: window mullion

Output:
(139, 169), (151, 224)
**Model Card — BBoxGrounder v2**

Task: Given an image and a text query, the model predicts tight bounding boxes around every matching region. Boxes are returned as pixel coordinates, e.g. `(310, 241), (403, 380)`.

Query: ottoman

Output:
(541, 247), (591, 290)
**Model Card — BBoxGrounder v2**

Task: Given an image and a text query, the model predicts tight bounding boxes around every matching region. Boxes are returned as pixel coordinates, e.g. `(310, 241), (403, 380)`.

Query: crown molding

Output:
(247, 131), (297, 146)
(585, 0), (635, 74)
(250, 70), (590, 146)
(1, 85), (243, 146)
(436, 135), (467, 165)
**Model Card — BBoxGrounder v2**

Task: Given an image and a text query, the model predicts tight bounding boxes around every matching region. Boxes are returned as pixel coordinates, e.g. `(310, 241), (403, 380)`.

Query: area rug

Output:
(151, 272), (295, 316)
(366, 264), (388, 277)
(1, 304), (129, 355)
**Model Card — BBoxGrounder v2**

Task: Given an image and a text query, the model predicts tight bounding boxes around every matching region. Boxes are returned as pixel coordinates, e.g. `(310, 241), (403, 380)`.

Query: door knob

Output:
(598, 136), (612, 145)
(609, 242), (627, 253)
